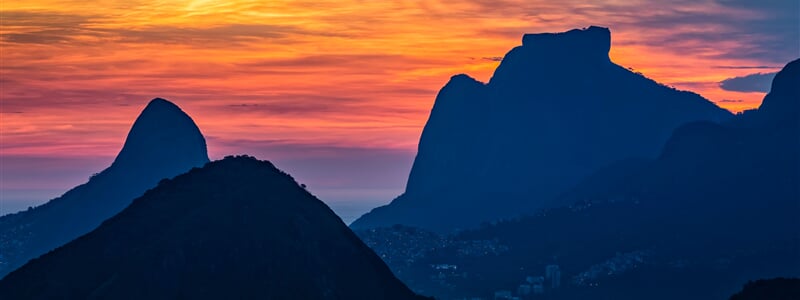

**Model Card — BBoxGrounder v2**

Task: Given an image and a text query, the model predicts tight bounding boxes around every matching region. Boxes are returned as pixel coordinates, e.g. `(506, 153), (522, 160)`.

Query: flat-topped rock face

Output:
(521, 26), (611, 61)
(352, 26), (732, 232)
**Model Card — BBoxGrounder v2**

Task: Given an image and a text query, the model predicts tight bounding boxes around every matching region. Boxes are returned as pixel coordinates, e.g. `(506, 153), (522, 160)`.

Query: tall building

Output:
(545, 264), (561, 289)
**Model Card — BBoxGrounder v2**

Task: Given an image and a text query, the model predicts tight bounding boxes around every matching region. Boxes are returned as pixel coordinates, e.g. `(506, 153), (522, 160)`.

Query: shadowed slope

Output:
(353, 26), (732, 232)
(447, 58), (799, 300)
(729, 278), (800, 300)
(0, 156), (429, 300)
(0, 98), (209, 277)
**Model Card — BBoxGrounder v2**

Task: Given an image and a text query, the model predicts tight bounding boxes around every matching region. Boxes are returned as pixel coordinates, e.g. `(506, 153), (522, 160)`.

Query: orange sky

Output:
(1, 0), (797, 218)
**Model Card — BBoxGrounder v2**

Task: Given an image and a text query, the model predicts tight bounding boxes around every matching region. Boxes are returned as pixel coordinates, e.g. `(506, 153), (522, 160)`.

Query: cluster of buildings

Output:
(493, 264), (562, 300)
(429, 263), (465, 287)
(455, 239), (510, 257)
(0, 220), (33, 274)
(356, 226), (448, 266)
(572, 251), (647, 286)
(358, 225), (509, 269)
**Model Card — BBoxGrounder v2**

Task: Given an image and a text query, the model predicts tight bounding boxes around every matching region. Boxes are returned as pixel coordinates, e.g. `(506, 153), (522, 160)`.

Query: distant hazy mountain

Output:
(419, 59), (798, 300)
(0, 156), (430, 300)
(0, 98), (209, 278)
(352, 26), (732, 232)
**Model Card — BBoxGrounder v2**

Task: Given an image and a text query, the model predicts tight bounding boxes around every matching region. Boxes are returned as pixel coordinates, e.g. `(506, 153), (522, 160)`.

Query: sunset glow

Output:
(1, 0), (796, 215)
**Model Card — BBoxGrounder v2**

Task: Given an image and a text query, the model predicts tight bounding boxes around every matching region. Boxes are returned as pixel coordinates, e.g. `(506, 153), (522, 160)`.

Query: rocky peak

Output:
(111, 97), (209, 173)
(521, 26), (611, 61)
(757, 59), (799, 122)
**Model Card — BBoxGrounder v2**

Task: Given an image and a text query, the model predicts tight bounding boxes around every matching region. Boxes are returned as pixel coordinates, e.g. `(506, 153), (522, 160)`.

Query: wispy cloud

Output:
(713, 65), (781, 69)
(0, 11), (326, 46)
(719, 72), (777, 93)
(2, 0), (797, 208)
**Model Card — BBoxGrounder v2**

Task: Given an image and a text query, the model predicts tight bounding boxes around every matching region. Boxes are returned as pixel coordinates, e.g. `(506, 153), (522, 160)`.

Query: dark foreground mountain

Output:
(0, 98), (209, 277)
(372, 59), (798, 299)
(729, 278), (800, 300)
(352, 26), (732, 232)
(0, 156), (429, 300)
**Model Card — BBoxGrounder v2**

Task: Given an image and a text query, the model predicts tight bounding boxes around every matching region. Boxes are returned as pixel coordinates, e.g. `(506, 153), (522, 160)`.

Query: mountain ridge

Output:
(0, 156), (429, 300)
(0, 98), (209, 278)
(352, 26), (732, 232)
(443, 58), (799, 299)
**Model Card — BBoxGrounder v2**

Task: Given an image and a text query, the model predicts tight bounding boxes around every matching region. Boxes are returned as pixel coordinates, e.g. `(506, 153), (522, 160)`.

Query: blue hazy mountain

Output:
(0, 98), (209, 278)
(352, 26), (732, 232)
(0, 156), (430, 300)
(404, 59), (798, 299)
(558, 58), (798, 210)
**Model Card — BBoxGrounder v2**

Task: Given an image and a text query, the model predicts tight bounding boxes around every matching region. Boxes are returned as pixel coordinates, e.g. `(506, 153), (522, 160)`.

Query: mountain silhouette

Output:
(0, 156), (429, 300)
(110, 98), (209, 178)
(736, 57), (799, 128)
(0, 98), (209, 278)
(440, 59), (799, 300)
(728, 278), (800, 300)
(352, 26), (732, 232)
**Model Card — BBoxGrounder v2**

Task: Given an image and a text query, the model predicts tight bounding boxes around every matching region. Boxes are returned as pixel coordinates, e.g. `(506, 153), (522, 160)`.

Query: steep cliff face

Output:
(0, 98), (209, 278)
(352, 26), (732, 232)
(748, 59), (800, 127)
(417, 59), (799, 300)
(404, 74), (490, 199)
(0, 156), (429, 300)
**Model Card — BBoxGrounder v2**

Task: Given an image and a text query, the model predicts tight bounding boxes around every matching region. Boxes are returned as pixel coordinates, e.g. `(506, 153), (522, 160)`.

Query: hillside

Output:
(352, 26), (732, 232)
(0, 156), (429, 300)
(0, 98), (209, 277)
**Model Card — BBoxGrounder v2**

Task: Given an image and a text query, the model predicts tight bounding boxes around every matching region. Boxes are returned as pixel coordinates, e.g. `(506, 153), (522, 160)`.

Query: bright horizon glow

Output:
(1, 0), (797, 217)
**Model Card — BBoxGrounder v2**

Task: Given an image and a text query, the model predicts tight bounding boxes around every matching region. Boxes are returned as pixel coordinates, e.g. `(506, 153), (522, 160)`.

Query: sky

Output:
(1, 0), (798, 221)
